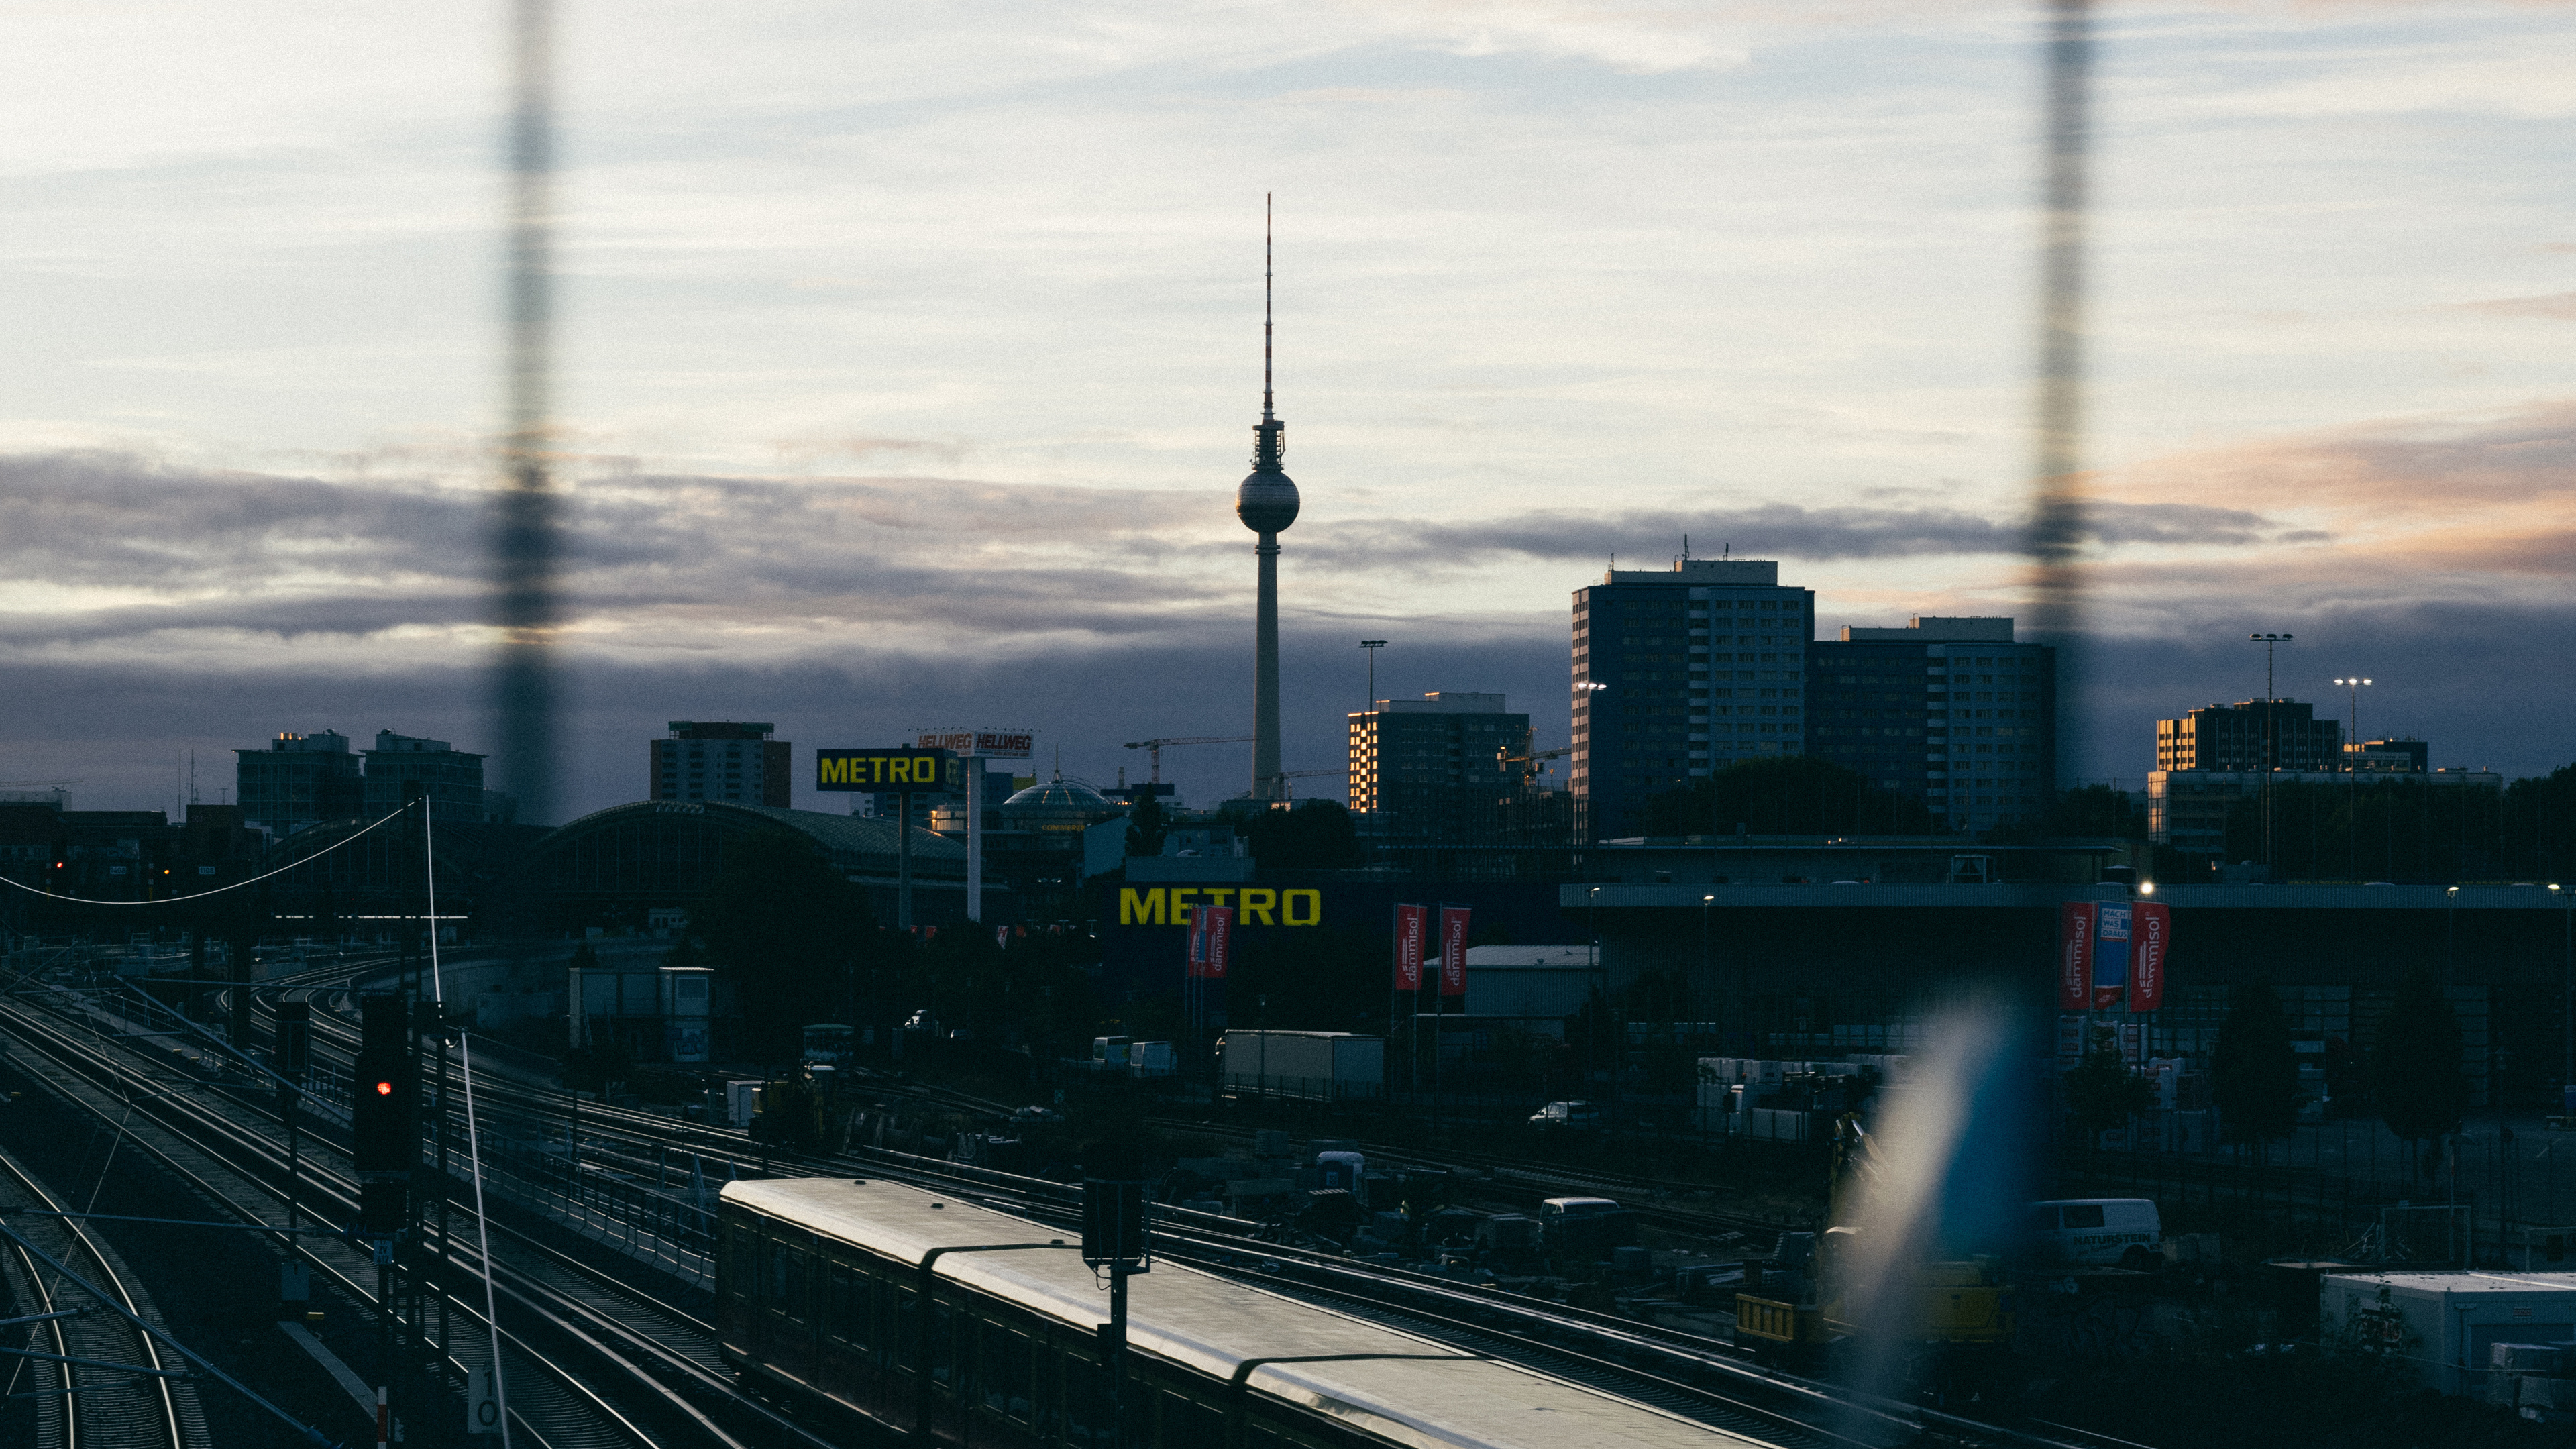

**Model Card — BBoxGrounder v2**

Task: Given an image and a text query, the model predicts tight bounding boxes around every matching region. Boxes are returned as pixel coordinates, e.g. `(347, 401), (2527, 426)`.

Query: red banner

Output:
(1185, 906), (1210, 979)
(2057, 902), (2096, 1012)
(2129, 901), (2171, 1012)
(1201, 906), (1233, 979)
(1438, 906), (1471, 999)
(1393, 904), (1427, 990)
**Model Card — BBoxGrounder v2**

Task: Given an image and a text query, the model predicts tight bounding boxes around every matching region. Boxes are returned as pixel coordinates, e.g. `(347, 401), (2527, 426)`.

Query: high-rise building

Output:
(234, 731), (364, 837)
(1807, 617), (2057, 833)
(650, 722), (792, 807)
(2155, 700), (2340, 774)
(361, 731), (488, 824)
(1348, 692), (1531, 814)
(1572, 559), (1813, 837)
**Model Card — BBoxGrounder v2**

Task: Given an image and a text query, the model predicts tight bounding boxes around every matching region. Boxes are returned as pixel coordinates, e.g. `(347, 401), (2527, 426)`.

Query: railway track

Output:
(0, 986), (839, 1449)
(154, 964), (2131, 1449)
(0, 1140), (197, 1449)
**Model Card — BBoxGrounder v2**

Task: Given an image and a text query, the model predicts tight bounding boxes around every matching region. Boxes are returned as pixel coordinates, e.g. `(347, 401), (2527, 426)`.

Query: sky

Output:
(3, 1), (2572, 821)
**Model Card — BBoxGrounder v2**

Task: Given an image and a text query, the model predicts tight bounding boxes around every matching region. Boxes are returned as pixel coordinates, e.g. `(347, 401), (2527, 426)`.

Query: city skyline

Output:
(4, 2), (2573, 816)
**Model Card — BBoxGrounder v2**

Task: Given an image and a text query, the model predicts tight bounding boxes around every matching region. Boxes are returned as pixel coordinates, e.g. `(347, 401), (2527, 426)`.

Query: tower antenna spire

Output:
(1263, 193), (1274, 424)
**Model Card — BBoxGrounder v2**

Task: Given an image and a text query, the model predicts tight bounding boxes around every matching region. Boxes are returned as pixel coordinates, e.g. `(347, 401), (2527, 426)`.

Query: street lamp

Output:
(2333, 676), (2373, 762)
(2249, 633), (2294, 867)
(1360, 639), (1387, 711)
(2553, 883), (2571, 1099)
(1701, 892), (1717, 1048)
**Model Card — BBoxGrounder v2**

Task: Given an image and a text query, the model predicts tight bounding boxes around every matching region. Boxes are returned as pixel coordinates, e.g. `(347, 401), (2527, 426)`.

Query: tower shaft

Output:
(1253, 535), (1283, 800)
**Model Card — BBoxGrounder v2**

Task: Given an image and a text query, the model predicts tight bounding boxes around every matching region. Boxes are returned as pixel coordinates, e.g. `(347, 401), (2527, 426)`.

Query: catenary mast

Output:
(1237, 196), (1301, 801)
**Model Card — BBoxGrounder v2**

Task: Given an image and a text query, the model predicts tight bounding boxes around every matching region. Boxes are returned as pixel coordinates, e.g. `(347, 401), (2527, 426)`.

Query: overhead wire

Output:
(0, 803), (420, 908)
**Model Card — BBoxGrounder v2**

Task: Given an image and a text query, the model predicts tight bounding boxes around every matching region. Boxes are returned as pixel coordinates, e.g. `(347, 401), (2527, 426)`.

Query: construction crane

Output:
(1495, 745), (1570, 784)
(0, 779), (82, 787)
(1122, 736), (1251, 784)
(1270, 767), (1345, 801)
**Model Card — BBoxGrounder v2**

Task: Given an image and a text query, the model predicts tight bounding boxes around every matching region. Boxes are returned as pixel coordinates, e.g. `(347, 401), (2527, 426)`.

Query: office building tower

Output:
(233, 731), (364, 837)
(1572, 559), (1813, 837)
(1348, 692), (1531, 814)
(361, 731), (489, 824)
(2155, 700), (2340, 774)
(1808, 617), (2057, 833)
(651, 722), (792, 806)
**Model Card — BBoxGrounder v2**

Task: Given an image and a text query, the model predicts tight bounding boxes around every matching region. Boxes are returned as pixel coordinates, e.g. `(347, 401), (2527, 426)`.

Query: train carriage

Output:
(719, 1177), (1769, 1448)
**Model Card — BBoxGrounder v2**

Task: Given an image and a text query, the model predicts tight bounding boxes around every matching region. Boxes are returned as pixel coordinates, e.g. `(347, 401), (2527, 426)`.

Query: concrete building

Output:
(651, 721), (792, 807)
(362, 731), (488, 825)
(1347, 692), (1529, 814)
(2156, 699), (2341, 773)
(1573, 559), (1813, 838)
(2346, 737), (2429, 773)
(1807, 616), (2057, 833)
(234, 731), (364, 837)
(2146, 766), (2498, 854)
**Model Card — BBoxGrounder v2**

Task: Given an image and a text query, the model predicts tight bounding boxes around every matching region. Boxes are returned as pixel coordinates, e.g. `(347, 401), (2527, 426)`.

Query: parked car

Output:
(1527, 1100), (1604, 1132)
(2026, 1197), (2162, 1269)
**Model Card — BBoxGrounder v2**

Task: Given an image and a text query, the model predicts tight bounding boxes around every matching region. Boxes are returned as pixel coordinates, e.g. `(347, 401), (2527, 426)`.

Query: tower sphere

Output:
(1237, 470), (1299, 534)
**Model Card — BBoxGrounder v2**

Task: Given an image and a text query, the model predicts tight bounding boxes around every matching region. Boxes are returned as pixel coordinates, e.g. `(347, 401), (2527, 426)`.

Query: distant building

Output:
(650, 721), (792, 807)
(0, 798), (266, 900)
(1808, 616), (2057, 833)
(234, 731), (364, 837)
(1573, 559), (1813, 837)
(1348, 692), (1529, 814)
(2156, 700), (2341, 773)
(2147, 766), (2497, 853)
(2347, 737), (2429, 773)
(362, 731), (488, 824)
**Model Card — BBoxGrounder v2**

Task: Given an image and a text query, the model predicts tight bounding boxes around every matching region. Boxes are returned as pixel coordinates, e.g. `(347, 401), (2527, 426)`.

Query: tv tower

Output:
(1236, 195), (1301, 802)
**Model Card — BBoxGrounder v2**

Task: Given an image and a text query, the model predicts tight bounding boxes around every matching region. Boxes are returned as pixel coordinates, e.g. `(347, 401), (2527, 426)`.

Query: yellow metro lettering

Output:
(1119, 888), (1165, 926)
(1237, 888), (1276, 925)
(1170, 888), (1199, 925)
(1283, 889), (1321, 926)
(1203, 888), (1235, 911)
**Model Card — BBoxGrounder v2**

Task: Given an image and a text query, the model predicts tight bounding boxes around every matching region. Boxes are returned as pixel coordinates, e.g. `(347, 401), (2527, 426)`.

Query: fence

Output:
(2074, 1107), (2568, 1264)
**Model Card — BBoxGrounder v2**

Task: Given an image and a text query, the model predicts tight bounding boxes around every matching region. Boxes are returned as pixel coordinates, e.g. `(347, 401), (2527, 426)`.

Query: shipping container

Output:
(2321, 1271), (2576, 1395)
(1220, 1030), (1383, 1100)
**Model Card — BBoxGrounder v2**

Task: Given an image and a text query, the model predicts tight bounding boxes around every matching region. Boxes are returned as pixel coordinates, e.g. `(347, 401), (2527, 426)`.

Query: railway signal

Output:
(1083, 1138), (1150, 1449)
(352, 994), (416, 1174)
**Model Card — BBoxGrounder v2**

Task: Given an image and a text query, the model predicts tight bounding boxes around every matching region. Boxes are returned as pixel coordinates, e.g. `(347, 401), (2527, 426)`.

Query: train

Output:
(718, 1175), (1767, 1448)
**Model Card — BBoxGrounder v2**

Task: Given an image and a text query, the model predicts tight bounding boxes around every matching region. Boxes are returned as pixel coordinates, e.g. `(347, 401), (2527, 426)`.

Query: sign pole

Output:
(965, 755), (983, 924)
(898, 789), (912, 930)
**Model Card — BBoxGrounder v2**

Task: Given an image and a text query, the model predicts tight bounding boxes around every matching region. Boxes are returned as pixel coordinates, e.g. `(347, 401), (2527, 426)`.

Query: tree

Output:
(2042, 784), (2148, 841)
(2064, 1024), (2155, 1142)
(1643, 755), (1950, 838)
(2210, 984), (2300, 1157)
(2371, 969), (2467, 1166)
(1238, 800), (1364, 869)
(688, 829), (877, 1061)
(1123, 794), (1168, 858)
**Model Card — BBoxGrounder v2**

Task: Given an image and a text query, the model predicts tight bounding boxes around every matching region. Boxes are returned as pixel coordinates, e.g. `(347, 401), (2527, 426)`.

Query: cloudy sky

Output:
(3, 1), (2572, 820)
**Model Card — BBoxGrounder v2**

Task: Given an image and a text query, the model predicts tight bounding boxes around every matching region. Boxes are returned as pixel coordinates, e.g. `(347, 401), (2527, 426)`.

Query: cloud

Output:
(1299, 498), (2302, 569)
(2449, 291), (2576, 322)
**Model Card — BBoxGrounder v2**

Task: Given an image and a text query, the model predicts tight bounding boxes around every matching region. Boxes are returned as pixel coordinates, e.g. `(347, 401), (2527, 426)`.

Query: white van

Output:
(2026, 1198), (2161, 1269)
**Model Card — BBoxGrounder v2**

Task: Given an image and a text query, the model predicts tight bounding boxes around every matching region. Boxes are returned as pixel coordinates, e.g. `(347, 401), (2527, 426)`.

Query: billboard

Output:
(2092, 902), (2132, 1010)
(1438, 906), (1470, 999)
(914, 727), (1035, 759)
(2129, 901), (2171, 1012)
(1393, 904), (1428, 991)
(2055, 902), (2096, 1012)
(815, 748), (959, 792)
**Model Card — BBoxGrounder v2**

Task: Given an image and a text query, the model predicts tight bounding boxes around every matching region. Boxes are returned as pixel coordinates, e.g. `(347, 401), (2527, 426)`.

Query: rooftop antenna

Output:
(1683, 534), (1690, 561)
(1263, 193), (1274, 425)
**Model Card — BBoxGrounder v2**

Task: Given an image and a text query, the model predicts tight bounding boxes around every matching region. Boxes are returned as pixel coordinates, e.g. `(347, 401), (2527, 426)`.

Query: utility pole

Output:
(1360, 639), (1387, 712)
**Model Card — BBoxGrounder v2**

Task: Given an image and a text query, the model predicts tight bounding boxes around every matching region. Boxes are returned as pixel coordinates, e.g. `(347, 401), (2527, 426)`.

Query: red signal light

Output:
(374, 1081), (394, 1096)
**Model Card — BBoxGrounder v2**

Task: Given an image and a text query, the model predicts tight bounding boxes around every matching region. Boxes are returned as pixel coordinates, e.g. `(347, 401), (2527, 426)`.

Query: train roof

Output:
(724, 1176), (1760, 1448)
